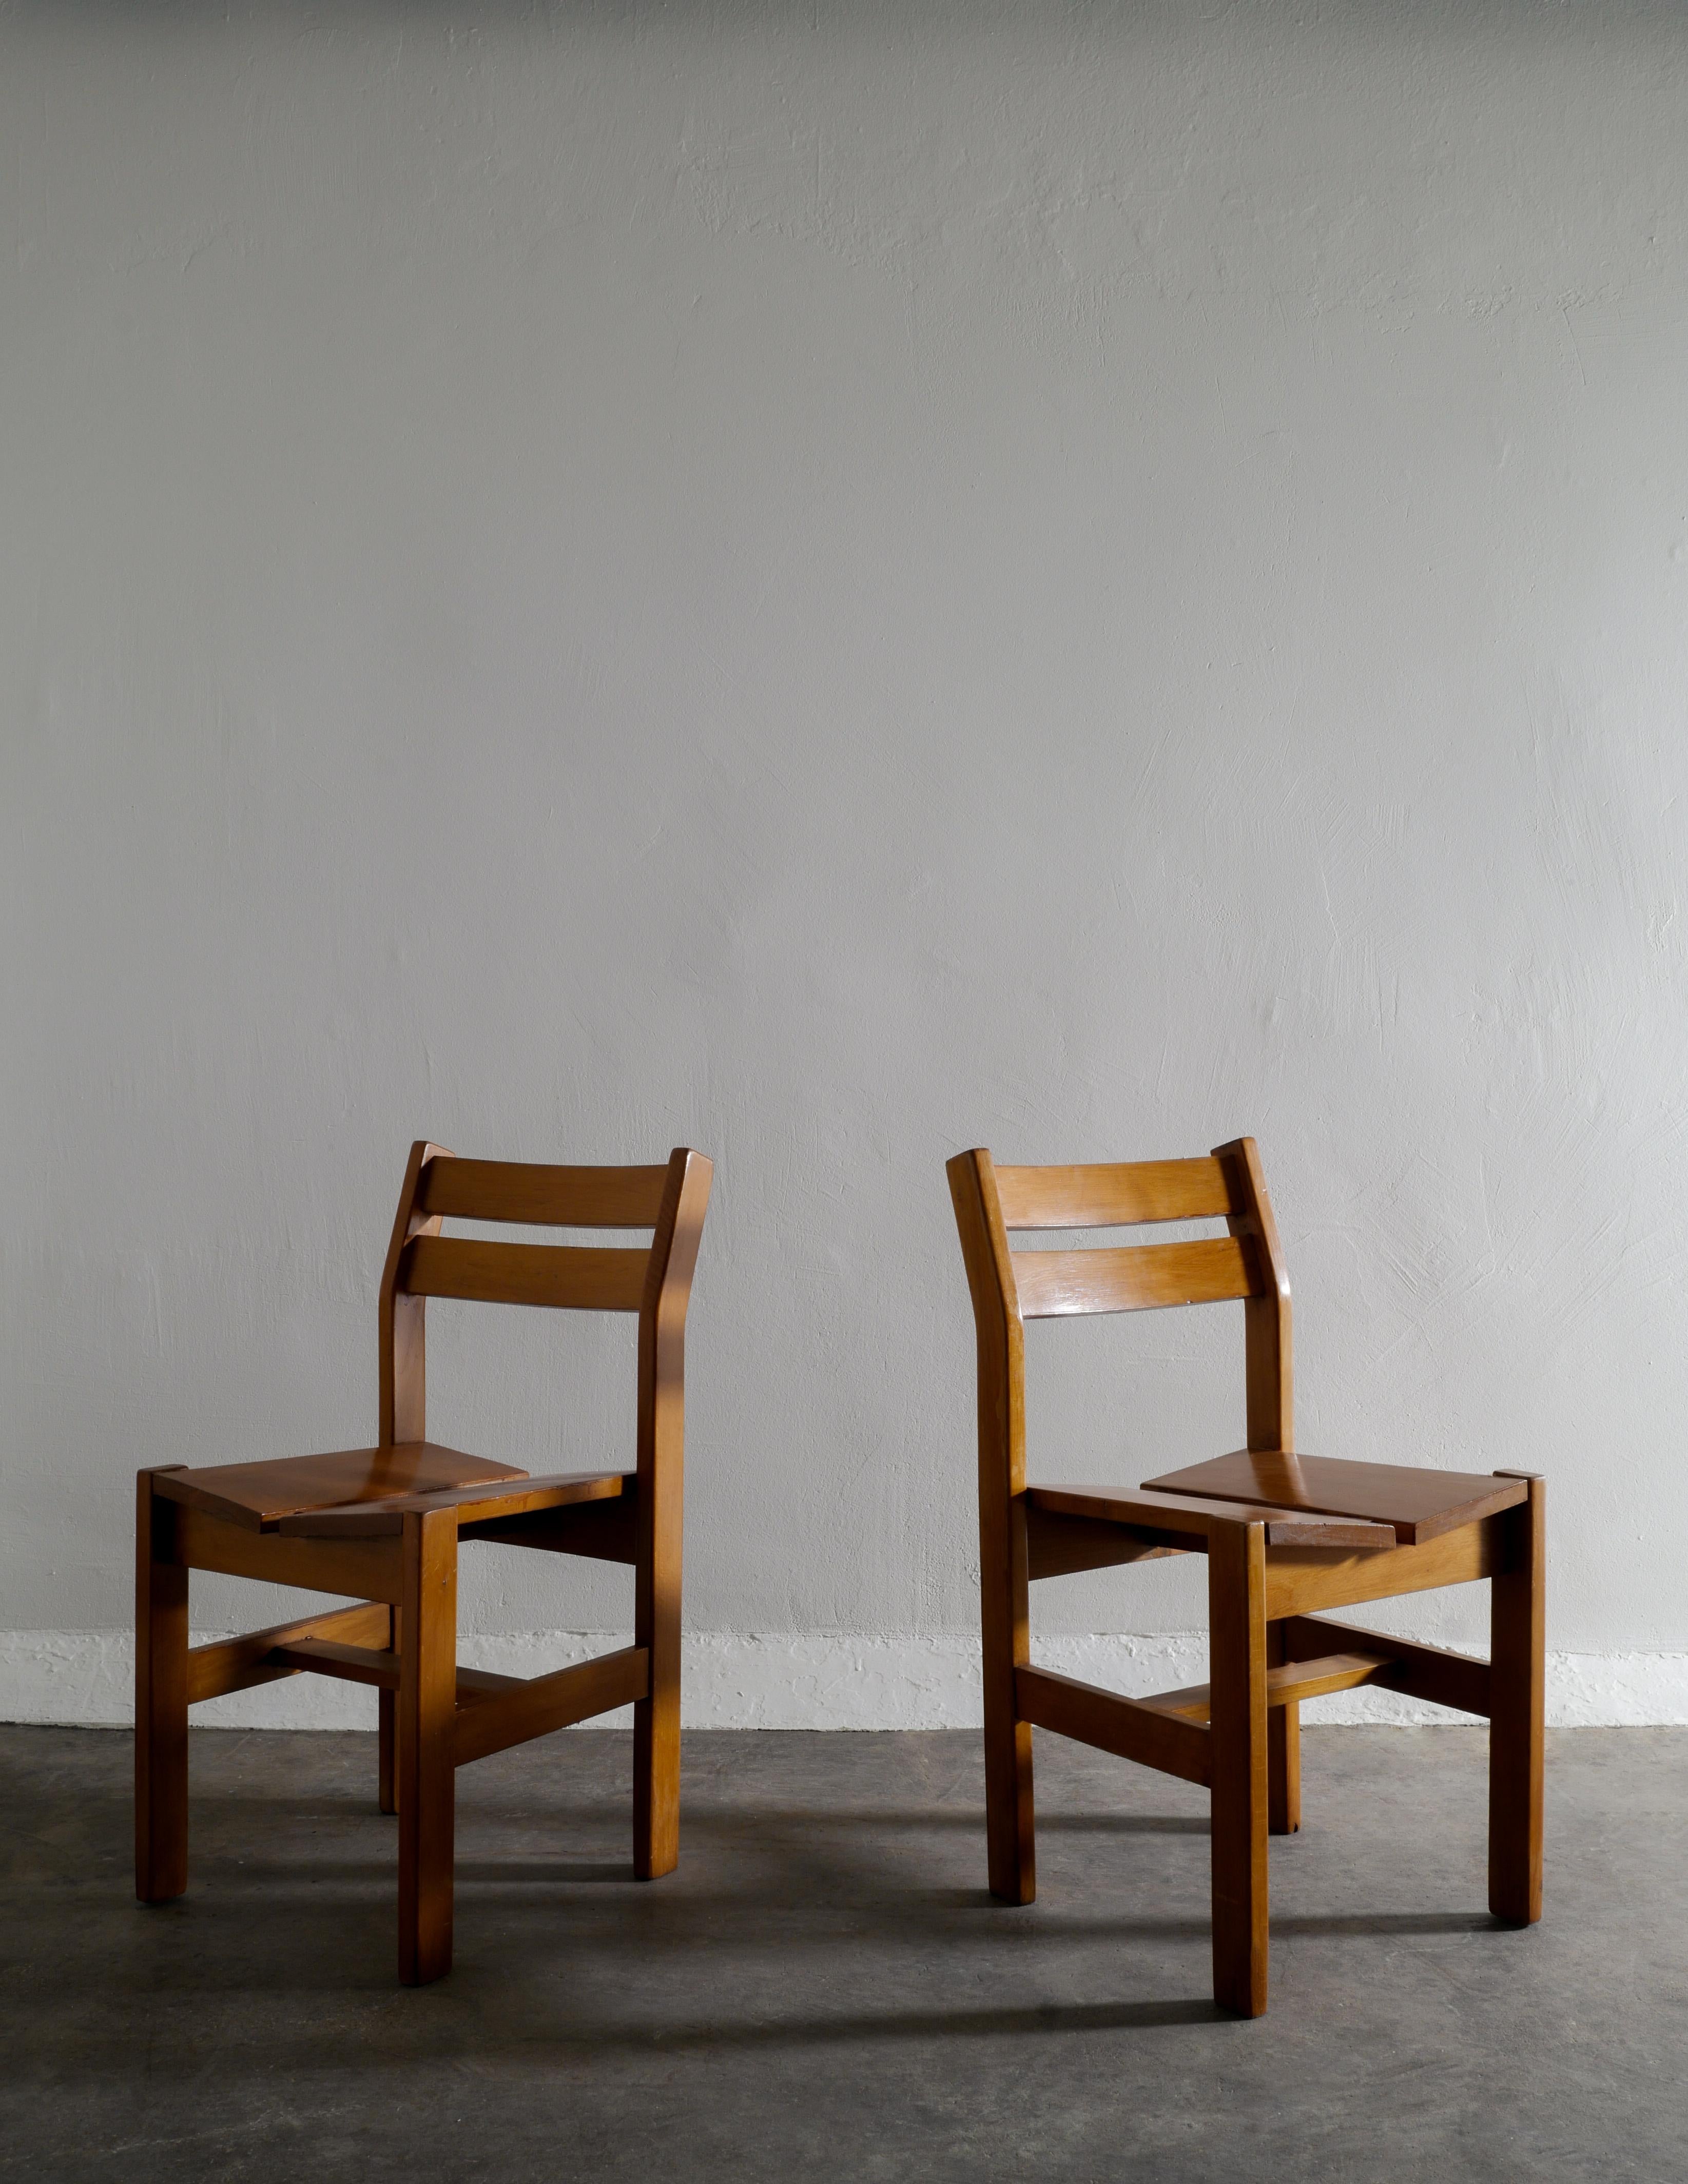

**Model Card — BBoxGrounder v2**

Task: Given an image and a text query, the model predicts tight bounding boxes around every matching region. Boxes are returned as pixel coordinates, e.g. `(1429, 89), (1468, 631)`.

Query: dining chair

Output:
(137, 1140), (712, 1984)
(946, 1137), (1543, 2016)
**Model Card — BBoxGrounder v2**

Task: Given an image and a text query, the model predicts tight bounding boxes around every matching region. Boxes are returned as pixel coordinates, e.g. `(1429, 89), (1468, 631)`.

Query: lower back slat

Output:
(400, 1235), (648, 1312)
(1013, 1234), (1254, 1317)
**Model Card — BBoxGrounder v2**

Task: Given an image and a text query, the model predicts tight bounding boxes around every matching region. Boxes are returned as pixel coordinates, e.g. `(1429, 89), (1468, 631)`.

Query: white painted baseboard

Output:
(3, 1629), (1684, 1730)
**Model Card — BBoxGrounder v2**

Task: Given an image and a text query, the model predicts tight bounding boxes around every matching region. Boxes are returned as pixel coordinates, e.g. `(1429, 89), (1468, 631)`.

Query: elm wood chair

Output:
(136, 1140), (712, 1985)
(946, 1137), (1544, 2018)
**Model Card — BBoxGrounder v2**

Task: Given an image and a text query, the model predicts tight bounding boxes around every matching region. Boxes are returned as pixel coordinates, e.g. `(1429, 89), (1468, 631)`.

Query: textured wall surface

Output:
(5, 0), (1687, 1724)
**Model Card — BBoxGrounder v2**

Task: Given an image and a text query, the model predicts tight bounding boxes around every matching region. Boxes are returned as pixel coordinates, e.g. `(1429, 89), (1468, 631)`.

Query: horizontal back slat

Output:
(1013, 1235), (1256, 1318)
(994, 1157), (1238, 1230)
(400, 1235), (649, 1313)
(416, 1158), (669, 1229)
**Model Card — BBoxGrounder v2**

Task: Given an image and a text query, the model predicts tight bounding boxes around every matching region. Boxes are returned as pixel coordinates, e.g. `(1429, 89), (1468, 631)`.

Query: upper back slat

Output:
(1013, 1235), (1257, 1318)
(994, 1157), (1238, 1230)
(415, 1158), (669, 1230)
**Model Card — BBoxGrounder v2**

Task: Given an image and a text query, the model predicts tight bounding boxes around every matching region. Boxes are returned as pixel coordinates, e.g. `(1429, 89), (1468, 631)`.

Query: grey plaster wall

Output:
(5, 2), (1687, 1719)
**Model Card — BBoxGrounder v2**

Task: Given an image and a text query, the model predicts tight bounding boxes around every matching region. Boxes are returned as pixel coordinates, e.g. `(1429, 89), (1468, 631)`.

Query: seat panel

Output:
(1029, 1484), (1395, 1548)
(1142, 1449), (1526, 1546)
(278, 1469), (632, 1537)
(152, 1442), (528, 1531)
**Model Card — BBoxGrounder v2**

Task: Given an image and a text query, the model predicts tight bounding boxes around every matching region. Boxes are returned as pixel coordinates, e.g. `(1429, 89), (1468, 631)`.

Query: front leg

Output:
(397, 1509), (457, 1984)
(981, 1492), (1035, 1904)
(1488, 1473), (1545, 1924)
(135, 1469), (190, 1903)
(1209, 1519), (1270, 2015)
(633, 1475), (682, 1882)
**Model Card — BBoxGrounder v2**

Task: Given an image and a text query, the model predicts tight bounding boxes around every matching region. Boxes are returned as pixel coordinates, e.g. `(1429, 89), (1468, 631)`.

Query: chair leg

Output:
(135, 1470), (189, 1904)
(1489, 1473), (1545, 1925)
(378, 1694), (398, 1816)
(397, 1509), (457, 1984)
(1209, 1519), (1270, 2016)
(378, 1608), (399, 1815)
(633, 1488), (682, 1882)
(1266, 1622), (1301, 1836)
(984, 1704), (1035, 1905)
(982, 1495), (1034, 1903)
(632, 1640), (680, 1882)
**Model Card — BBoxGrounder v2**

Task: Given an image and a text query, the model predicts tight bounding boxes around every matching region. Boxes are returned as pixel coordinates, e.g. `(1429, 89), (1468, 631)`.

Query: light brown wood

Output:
(1489, 1472), (1545, 1923)
(454, 1646), (651, 1769)
(1144, 1448), (1527, 1546)
(1209, 1518), (1269, 2016)
(1029, 1484), (1395, 1550)
(416, 1157), (669, 1229)
(185, 1601), (391, 1704)
(268, 1638), (401, 1687)
(1266, 1620), (1300, 1836)
(1015, 1665), (1211, 1787)
(278, 1470), (631, 1538)
(633, 1148), (714, 1881)
(154, 1442), (526, 1532)
(947, 1150), (1036, 1904)
(1281, 1613), (1492, 1718)
(135, 1468), (189, 1905)
(1025, 1503), (1189, 1582)
(400, 1235), (649, 1313)
(1013, 1236), (1256, 1319)
(467, 1492), (640, 1564)
(261, 1639), (519, 1706)
(1140, 1648), (1394, 1721)
(379, 1678), (397, 1816)
(134, 1140), (711, 1987)
(380, 1139), (448, 1449)
(1215, 1138), (1293, 1455)
(994, 1157), (1239, 1230)
(174, 1502), (407, 1603)
(1263, 1515), (1500, 1620)
(398, 1507), (457, 1985)
(945, 1136), (1546, 2019)
(456, 1666), (524, 1700)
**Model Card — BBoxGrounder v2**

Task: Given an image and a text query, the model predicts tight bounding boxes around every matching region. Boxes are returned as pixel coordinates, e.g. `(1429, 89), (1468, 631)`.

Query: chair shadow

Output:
(195, 1855), (634, 1887)
(922, 1895), (1496, 1944)
(649, 1807), (1210, 1836)
(454, 1861), (633, 1886)
(1271, 1910), (1496, 1939)
(1036, 1811), (1210, 1836)
(110, 1904), (1229, 2037)
(557, 1996), (1227, 2051)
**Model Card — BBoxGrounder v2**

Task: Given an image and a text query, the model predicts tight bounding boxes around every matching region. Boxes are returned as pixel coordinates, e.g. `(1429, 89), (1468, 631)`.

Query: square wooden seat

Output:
(151, 1443), (528, 1530)
(947, 1138), (1544, 2017)
(1142, 1449), (1526, 1546)
(137, 1141), (712, 1985)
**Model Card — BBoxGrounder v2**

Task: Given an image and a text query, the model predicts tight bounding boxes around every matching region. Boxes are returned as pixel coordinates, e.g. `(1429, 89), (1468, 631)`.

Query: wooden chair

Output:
(946, 1137), (1543, 2017)
(137, 1140), (712, 1984)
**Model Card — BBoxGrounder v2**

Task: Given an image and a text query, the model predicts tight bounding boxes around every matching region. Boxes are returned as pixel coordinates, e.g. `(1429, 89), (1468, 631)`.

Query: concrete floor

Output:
(2, 1725), (1683, 2182)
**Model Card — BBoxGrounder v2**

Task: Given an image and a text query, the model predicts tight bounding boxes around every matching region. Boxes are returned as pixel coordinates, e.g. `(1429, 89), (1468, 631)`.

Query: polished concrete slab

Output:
(1, 1724), (1682, 2181)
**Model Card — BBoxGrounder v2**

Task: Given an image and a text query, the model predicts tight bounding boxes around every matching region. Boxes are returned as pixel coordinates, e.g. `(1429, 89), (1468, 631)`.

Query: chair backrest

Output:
(378, 1142), (713, 1479)
(946, 1137), (1292, 1496)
